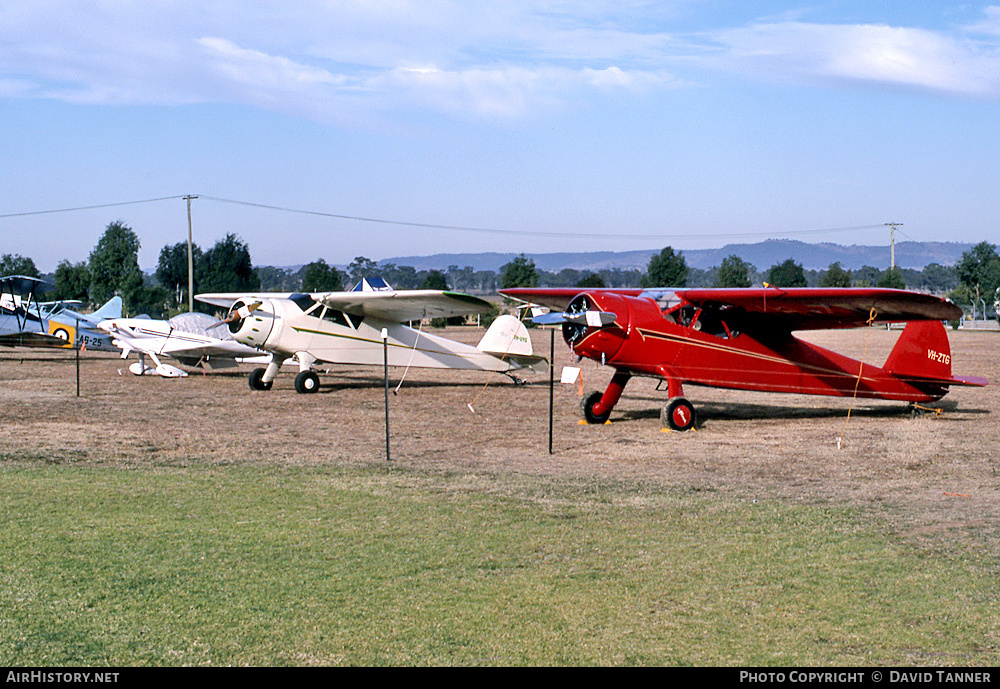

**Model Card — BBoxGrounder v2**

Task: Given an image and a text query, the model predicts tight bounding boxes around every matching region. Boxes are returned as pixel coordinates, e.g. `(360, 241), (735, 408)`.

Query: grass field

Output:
(3, 462), (998, 666)
(2, 329), (999, 666)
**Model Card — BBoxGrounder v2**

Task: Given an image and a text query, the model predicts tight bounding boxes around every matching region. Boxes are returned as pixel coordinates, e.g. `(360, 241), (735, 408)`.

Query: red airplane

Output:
(499, 286), (987, 431)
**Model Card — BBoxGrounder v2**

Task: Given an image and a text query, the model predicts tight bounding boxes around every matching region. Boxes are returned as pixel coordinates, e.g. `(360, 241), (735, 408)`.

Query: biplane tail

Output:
(883, 320), (987, 388)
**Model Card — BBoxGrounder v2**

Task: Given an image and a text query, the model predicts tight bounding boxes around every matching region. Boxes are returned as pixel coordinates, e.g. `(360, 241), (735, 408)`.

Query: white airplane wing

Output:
(196, 293), (294, 309)
(197, 290), (494, 323)
(318, 290), (493, 322)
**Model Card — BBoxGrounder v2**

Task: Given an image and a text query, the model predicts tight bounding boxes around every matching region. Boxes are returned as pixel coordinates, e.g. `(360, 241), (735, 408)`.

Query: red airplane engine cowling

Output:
(565, 292), (631, 363)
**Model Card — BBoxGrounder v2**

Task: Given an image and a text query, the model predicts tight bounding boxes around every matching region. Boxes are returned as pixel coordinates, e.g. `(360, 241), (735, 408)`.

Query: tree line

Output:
(5, 220), (999, 319)
(496, 245), (997, 307)
(2, 221), (259, 318)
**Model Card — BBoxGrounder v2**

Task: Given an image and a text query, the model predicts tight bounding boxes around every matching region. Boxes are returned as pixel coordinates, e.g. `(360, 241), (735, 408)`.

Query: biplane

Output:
(500, 286), (987, 431)
(0, 275), (55, 346)
(0, 275), (121, 351)
(197, 277), (545, 393)
(1, 275), (122, 351)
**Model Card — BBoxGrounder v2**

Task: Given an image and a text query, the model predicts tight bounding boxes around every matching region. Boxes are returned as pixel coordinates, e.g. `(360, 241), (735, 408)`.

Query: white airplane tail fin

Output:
(477, 315), (548, 372)
(92, 296), (123, 321)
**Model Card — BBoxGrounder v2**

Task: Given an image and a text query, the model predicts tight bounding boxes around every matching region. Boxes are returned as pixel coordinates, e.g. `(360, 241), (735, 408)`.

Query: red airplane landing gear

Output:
(662, 397), (696, 432)
(659, 377), (695, 431)
(580, 391), (610, 424)
(580, 370), (631, 424)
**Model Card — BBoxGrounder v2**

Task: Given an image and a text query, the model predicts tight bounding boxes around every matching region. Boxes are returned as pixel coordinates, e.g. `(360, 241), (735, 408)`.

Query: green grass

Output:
(1, 463), (998, 666)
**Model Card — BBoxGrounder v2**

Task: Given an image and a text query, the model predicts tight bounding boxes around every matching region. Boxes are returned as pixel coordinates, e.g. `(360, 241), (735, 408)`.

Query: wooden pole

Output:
(185, 195), (198, 313)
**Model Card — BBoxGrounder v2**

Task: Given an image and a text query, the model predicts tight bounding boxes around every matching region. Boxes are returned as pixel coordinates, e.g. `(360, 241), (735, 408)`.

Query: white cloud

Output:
(0, 1), (680, 121)
(3, 2), (1000, 123)
(962, 5), (1000, 36)
(699, 18), (1000, 97)
(198, 38), (345, 91)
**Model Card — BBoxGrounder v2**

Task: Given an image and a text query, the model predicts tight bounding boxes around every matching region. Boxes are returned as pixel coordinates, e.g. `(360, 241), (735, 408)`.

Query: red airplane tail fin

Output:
(883, 320), (986, 389)
(883, 320), (953, 382)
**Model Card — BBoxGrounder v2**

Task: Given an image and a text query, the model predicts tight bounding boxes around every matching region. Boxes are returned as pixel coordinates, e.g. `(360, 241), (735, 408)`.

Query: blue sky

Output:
(2, 1), (1000, 272)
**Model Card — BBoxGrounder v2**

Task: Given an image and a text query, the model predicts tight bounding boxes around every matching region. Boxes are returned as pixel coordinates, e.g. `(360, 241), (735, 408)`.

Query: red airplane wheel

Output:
(662, 397), (695, 432)
(580, 390), (612, 424)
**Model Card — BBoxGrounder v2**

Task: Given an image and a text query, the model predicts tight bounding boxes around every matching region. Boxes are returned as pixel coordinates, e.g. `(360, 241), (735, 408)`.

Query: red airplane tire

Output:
(580, 390), (611, 424)
(248, 368), (273, 391)
(295, 370), (320, 394)
(662, 397), (695, 432)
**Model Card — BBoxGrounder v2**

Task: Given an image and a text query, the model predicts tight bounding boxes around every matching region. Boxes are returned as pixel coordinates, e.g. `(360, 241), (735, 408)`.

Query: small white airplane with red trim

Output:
(99, 312), (272, 377)
(196, 277), (545, 393)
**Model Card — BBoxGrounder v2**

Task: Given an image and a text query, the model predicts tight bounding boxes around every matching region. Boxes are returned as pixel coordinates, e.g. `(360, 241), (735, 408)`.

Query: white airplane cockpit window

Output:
(289, 294), (320, 314)
(319, 306), (351, 328)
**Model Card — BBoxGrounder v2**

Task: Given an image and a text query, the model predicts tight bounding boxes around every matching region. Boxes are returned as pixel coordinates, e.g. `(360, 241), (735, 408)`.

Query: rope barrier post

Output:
(382, 328), (390, 463)
(75, 317), (80, 397)
(548, 327), (554, 455)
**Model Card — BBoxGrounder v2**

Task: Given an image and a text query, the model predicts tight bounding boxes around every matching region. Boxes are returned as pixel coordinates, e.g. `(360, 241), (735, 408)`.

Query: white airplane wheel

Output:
(294, 370), (320, 394)
(662, 397), (696, 432)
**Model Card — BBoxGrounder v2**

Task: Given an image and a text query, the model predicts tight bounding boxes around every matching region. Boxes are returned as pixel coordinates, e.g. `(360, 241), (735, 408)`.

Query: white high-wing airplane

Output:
(196, 277), (546, 393)
(99, 312), (271, 377)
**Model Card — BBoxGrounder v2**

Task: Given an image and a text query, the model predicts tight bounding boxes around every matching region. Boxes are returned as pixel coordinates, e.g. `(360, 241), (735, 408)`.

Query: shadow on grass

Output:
(609, 397), (990, 426)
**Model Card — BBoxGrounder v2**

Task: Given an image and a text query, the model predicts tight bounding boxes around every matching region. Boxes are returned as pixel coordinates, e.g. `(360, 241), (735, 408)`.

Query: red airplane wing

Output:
(500, 286), (961, 332)
(675, 287), (963, 331)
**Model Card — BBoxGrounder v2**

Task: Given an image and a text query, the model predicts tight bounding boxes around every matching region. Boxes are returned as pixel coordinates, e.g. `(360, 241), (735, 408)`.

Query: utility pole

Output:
(885, 222), (902, 270)
(184, 195), (198, 313)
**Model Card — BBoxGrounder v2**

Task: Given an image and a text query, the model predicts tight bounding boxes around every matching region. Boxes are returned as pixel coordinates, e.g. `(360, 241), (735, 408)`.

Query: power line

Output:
(0, 195), (189, 219)
(198, 195), (883, 241)
(2, 192), (885, 241)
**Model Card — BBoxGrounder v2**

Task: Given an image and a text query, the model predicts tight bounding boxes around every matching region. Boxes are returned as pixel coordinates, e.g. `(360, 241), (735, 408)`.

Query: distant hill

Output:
(380, 239), (973, 273)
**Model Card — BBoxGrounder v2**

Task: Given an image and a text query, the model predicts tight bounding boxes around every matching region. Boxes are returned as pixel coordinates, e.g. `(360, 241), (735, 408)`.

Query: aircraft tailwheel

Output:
(662, 397), (696, 432)
(580, 390), (611, 424)
(294, 370), (320, 394)
(249, 367), (273, 391)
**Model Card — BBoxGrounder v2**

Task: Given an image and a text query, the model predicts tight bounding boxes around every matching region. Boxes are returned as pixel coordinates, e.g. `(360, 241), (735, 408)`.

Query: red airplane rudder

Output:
(883, 320), (953, 381)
